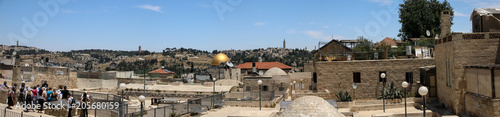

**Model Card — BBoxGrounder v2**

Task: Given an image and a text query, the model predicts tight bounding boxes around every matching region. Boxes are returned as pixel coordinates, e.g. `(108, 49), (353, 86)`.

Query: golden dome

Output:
(212, 53), (230, 65)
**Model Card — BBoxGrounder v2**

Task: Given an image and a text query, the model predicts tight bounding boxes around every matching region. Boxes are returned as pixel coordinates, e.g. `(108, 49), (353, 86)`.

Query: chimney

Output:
(440, 10), (451, 38)
(252, 62), (256, 73)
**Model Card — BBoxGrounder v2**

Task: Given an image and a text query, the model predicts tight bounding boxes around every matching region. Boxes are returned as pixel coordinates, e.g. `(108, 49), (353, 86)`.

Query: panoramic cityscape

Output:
(1, 0), (500, 117)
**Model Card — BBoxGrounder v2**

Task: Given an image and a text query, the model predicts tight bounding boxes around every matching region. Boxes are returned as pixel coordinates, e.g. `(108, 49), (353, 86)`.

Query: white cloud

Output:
(367, 0), (393, 5)
(322, 25), (329, 28)
(454, 11), (467, 17)
(303, 30), (343, 40)
(136, 4), (162, 12)
(254, 22), (265, 26)
(61, 9), (75, 13)
(286, 29), (296, 34)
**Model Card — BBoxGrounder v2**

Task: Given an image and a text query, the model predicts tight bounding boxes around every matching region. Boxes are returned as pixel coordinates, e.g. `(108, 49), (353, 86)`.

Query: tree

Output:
(353, 36), (373, 52)
(398, 0), (453, 41)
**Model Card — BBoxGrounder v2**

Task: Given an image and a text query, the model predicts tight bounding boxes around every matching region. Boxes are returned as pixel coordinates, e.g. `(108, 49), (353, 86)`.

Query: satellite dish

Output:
(426, 30), (431, 37)
(258, 70), (264, 76)
(109, 62), (117, 69)
(226, 62), (234, 67)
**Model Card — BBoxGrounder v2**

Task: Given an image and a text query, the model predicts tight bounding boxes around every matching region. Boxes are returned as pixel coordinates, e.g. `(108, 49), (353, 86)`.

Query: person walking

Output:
(50, 88), (58, 101)
(61, 86), (69, 100)
(6, 87), (16, 109)
(18, 81), (26, 104)
(24, 88), (34, 112)
(37, 87), (46, 113)
(42, 81), (48, 88)
(0, 81), (8, 90)
(80, 92), (91, 117)
(66, 94), (74, 117)
(32, 86), (38, 106)
(47, 88), (53, 102)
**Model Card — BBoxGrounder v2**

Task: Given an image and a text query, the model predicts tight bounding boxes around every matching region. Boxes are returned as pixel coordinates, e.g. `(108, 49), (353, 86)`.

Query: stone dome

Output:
(280, 96), (345, 117)
(263, 67), (288, 77)
(211, 53), (230, 65)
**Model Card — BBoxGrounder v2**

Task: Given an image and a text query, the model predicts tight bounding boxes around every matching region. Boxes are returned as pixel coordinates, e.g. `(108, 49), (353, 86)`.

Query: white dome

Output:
(280, 96), (345, 117)
(263, 67), (287, 77)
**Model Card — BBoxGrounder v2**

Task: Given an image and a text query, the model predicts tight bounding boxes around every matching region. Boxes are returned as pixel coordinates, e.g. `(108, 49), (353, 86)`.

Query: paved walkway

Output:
(200, 106), (280, 117)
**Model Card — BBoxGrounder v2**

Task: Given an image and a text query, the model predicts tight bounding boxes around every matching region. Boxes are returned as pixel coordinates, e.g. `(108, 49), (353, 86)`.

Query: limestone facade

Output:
(309, 59), (435, 99)
(435, 32), (500, 115)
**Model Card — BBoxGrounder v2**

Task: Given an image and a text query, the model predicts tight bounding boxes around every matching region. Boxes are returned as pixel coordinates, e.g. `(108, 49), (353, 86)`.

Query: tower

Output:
(440, 10), (451, 38)
(139, 46), (142, 53)
(283, 39), (286, 49)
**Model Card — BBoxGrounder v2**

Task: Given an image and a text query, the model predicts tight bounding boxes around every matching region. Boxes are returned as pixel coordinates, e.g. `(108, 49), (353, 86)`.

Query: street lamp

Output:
(419, 86), (428, 117)
(402, 81), (409, 117)
(290, 83), (293, 100)
(138, 95), (145, 117)
(138, 58), (146, 96)
(119, 83), (126, 117)
(352, 83), (357, 101)
(380, 73), (386, 113)
(212, 77), (216, 108)
(293, 81), (296, 91)
(258, 80), (263, 110)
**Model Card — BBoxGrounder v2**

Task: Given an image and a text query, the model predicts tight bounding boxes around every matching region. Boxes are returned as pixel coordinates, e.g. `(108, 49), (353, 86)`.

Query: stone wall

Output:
(464, 93), (500, 117)
(315, 59), (435, 99)
(33, 72), (78, 89)
(435, 32), (500, 114)
(77, 78), (119, 89)
(224, 100), (275, 107)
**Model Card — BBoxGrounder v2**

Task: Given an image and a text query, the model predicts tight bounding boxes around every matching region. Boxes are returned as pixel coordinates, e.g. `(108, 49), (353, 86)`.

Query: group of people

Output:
(2, 81), (92, 117)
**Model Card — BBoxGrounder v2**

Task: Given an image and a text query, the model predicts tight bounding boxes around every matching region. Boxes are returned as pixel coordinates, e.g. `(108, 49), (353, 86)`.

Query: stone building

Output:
(434, 9), (500, 116)
(305, 59), (435, 99)
(312, 39), (352, 61)
(237, 62), (292, 75)
(471, 8), (500, 33)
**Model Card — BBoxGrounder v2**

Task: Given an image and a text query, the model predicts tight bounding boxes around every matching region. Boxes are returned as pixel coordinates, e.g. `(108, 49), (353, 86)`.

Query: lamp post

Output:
(293, 81), (296, 91)
(402, 81), (409, 117)
(290, 83), (293, 100)
(380, 73), (386, 113)
(138, 95), (145, 117)
(352, 83), (357, 101)
(212, 77), (216, 108)
(258, 80), (263, 110)
(119, 83), (126, 117)
(138, 58), (146, 96)
(419, 86), (428, 117)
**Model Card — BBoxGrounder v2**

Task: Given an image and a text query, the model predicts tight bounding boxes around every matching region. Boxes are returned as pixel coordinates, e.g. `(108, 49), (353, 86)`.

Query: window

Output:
(353, 72), (361, 83)
(246, 86), (251, 91)
(262, 85), (269, 91)
(279, 87), (284, 91)
(405, 72), (413, 83)
(379, 71), (387, 82)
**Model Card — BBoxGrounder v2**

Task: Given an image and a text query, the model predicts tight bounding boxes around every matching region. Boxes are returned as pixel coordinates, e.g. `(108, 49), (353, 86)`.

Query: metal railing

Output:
(0, 108), (38, 117)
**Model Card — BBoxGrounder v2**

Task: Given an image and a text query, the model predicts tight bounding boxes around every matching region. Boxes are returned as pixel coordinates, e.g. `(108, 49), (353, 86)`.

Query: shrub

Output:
(336, 91), (352, 102)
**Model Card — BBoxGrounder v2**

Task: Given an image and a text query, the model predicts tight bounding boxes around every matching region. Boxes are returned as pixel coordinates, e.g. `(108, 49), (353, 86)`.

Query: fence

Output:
(125, 94), (224, 117)
(0, 108), (38, 117)
(69, 90), (125, 117)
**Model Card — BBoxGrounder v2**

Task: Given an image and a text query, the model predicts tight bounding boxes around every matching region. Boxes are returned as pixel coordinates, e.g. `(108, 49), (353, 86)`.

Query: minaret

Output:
(440, 10), (451, 38)
(139, 46), (142, 53)
(283, 39), (286, 49)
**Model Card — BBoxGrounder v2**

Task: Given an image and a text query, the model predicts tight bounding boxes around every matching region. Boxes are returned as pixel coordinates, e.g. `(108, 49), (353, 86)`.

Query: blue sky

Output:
(0, 0), (499, 52)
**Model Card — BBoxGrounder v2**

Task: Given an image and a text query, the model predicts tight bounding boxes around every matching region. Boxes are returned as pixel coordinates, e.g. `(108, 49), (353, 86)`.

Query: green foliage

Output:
(335, 91), (352, 102)
(353, 36), (373, 52)
(378, 82), (405, 100)
(169, 112), (176, 117)
(398, 0), (454, 40)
